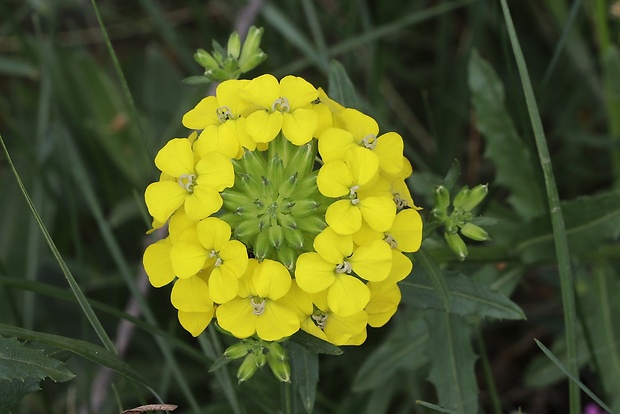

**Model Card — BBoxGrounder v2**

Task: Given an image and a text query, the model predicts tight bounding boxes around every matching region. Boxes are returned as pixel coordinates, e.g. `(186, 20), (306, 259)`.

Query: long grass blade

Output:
(498, 1), (580, 412)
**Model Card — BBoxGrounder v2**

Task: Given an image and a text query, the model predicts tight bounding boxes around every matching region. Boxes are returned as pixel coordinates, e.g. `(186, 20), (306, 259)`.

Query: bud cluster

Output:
(224, 339), (291, 383)
(431, 184), (489, 260)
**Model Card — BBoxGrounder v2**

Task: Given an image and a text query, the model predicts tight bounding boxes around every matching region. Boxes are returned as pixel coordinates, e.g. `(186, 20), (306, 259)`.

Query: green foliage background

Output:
(1, 0), (619, 413)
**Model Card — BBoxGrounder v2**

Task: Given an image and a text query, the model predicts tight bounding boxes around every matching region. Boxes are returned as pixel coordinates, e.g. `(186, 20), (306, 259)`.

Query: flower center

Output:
(311, 311), (328, 329)
(335, 261), (352, 274)
(384, 234), (398, 249)
(178, 174), (197, 192)
(360, 134), (377, 149)
(251, 296), (266, 315)
(349, 185), (360, 205)
(394, 193), (408, 210)
(209, 249), (223, 267)
(272, 97), (290, 113)
(216, 106), (234, 123)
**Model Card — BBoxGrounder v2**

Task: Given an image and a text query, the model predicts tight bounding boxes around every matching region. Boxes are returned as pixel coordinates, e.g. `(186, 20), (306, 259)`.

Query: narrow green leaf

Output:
(0, 56), (38, 78)
(468, 50), (545, 219)
(426, 312), (478, 414)
(0, 377), (40, 413)
(400, 268), (525, 320)
(0, 337), (75, 383)
(327, 60), (361, 110)
(353, 316), (428, 392)
(0, 324), (150, 390)
(535, 339), (614, 414)
(415, 400), (458, 414)
(443, 159), (461, 192)
(0, 133), (116, 354)
(288, 341), (318, 414)
(516, 190), (620, 263)
(414, 248), (451, 311)
(289, 330), (343, 355)
(209, 355), (233, 372)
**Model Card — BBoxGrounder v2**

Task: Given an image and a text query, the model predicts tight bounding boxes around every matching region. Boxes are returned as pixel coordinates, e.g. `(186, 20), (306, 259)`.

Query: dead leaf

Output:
(122, 404), (178, 413)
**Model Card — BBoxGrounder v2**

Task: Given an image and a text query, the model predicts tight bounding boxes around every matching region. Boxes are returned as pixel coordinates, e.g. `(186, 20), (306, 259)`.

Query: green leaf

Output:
(515, 189), (620, 263)
(414, 248), (451, 311)
(0, 377), (40, 413)
(288, 341), (318, 413)
(426, 312), (478, 414)
(534, 339), (614, 414)
(289, 330), (342, 355)
(400, 268), (525, 320)
(443, 159), (461, 192)
(327, 60), (361, 109)
(0, 56), (38, 79)
(415, 400), (458, 414)
(0, 337), (75, 383)
(468, 50), (545, 219)
(352, 315), (428, 392)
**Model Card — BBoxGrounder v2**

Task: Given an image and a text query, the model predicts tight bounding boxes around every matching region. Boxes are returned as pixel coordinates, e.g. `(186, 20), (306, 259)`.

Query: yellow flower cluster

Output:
(143, 74), (422, 346)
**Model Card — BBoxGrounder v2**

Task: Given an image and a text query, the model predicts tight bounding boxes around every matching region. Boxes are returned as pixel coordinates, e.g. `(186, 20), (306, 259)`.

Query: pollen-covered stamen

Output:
(251, 296), (266, 315)
(177, 174), (197, 192)
(335, 261), (352, 274)
(360, 134), (377, 149)
(384, 234), (398, 249)
(272, 97), (290, 113)
(209, 249), (223, 267)
(394, 193), (408, 210)
(311, 312), (328, 329)
(216, 106), (234, 123)
(349, 185), (360, 205)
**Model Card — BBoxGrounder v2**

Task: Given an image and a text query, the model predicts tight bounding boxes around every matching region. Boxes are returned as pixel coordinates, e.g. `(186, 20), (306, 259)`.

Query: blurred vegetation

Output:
(1, 0), (619, 413)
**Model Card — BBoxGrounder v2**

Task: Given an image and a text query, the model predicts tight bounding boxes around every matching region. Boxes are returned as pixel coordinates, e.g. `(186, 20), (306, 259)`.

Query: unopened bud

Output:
(237, 353), (259, 383)
(276, 247), (297, 270)
(460, 222), (490, 241)
(452, 186), (470, 210)
(433, 185), (450, 211)
(460, 184), (488, 212)
(194, 48), (219, 70)
(296, 216), (326, 234)
(254, 229), (273, 260)
(239, 52), (268, 74)
(224, 341), (251, 360)
(431, 207), (448, 222)
(267, 352), (291, 383)
(239, 26), (265, 70)
(268, 225), (284, 249)
(227, 31), (241, 59)
(255, 352), (267, 368)
(283, 227), (304, 249)
(268, 342), (288, 362)
(444, 232), (468, 261)
(291, 199), (319, 217)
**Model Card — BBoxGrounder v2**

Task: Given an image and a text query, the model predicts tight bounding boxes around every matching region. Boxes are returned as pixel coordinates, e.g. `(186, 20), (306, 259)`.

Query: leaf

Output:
(414, 248), (451, 311)
(122, 404), (178, 413)
(0, 377), (40, 413)
(534, 339), (614, 414)
(468, 50), (545, 219)
(288, 341), (318, 413)
(353, 315), (428, 392)
(327, 60), (361, 109)
(289, 330), (342, 355)
(400, 267), (525, 320)
(426, 311), (478, 414)
(442, 159), (461, 192)
(0, 337), (75, 383)
(415, 400), (458, 414)
(515, 189), (620, 263)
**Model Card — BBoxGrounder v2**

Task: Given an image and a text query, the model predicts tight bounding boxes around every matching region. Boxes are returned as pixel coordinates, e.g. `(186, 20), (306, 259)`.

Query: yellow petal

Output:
(154, 138), (195, 177)
(216, 298), (257, 338)
(209, 266), (240, 304)
(295, 252), (337, 293)
(182, 96), (220, 130)
(374, 132), (404, 175)
(252, 259), (291, 300)
(325, 200), (362, 235)
(386, 250), (413, 283)
(282, 109), (318, 145)
(184, 186), (222, 221)
(317, 128), (356, 163)
(178, 309), (214, 337)
(195, 151), (235, 191)
(323, 310), (368, 345)
(145, 181), (186, 223)
(240, 74), (280, 109)
(313, 227), (353, 264)
(327, 274), (370, 317)
(246, 110), (282, 143)
(196, 217), (231, 251)
(349, 239), (392, 282)
(341, 108), (379, 141)
(170, 241), (207, 279)
(358, 196), (396, 232)
(216, 79), (251, 115)
(387, 209), (423, 252)
(171, 275), (213, 312)
(220, 240), (249, 279)
(317, 160), (353, 198)
(194, 125), (240, 159)
(256, 300), (300, 341)
(143, 238), (175, 288)
(345, 146), (379, 188)
(279, 75), (318, 109)
(366, 281), (401, 327)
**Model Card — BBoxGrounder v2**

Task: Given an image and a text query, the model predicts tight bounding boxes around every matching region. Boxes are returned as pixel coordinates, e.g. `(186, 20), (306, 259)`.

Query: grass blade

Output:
(498, 1), (580, 412)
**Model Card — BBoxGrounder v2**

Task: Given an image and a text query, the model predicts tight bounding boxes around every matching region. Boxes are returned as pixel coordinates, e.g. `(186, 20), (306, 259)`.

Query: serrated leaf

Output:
(353, 316), (428, 392)
(0, 337), (75, 383)
(426, 312), (478, 414)
(0, 377), (40, 413)
(289, 330), (342, 355)
(288, 341), (318, 413)
(400, 268), (525, 320)
(515, 189), (620, 263)
(468, 50), (545, 219)
(414, 248), (451, 311)
(328, 60), (361, 109)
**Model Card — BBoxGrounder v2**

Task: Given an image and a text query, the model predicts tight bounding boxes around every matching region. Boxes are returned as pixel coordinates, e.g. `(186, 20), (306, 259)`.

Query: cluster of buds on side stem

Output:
(431, 184), (489, 260)
(223, 338), (291, 383)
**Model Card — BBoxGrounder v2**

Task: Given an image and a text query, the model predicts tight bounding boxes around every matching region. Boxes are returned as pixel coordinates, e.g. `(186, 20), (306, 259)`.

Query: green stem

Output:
(475, 324), (502, 414)
(498, 2), (580, 413)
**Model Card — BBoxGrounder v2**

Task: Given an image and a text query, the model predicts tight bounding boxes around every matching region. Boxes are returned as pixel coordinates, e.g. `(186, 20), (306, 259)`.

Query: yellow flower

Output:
(216, 259), (300, 341)
(241, 74), (318, 145)
(182, 79), (256, 159)
(365, 281), (401, 328)
(169, 217), (248, 303)
(171, 270), (215, 336)
(144, 138), (235, 223)
(295, 227), (392, 316)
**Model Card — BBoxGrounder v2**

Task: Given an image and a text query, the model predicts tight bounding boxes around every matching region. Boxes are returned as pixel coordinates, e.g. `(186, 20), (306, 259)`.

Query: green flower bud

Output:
(431, 207), (448, 223)
(268, 342), (288, 362)
(290, 199), (319, 217)
(452, 186), (470, 210)
(239, 26), (265, 71)
(276, 246), (297, 270)
(267, 352), (291, 383)
(444, 232), (468, 261)
(278, 173), (299, 198)
(296, 215), (326, 234)
(194, 48), (219, 70)
(460, 222), (490, 241)
(460, 184), (488, 212)
(255, 352), (267, 368)
(237, 353), (259, 383)
(433, 185), (450, 212)
(282, 227), (304, 249)
(227, 31), (241, 59)
(239, 52), (268, 73)
(254, 228), (273, 260)
(268, 225), (284, 249)
(224, 341), (251, 360)
(233, 218), (261, 240)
